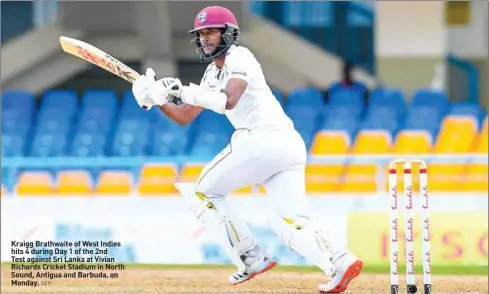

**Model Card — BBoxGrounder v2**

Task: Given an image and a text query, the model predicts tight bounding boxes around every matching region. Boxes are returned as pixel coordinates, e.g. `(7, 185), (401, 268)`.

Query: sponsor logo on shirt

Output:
(231, 70), (247, 77)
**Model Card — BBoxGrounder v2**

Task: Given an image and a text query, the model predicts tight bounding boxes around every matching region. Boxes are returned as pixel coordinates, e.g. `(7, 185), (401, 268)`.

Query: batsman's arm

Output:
(159, 103), (203, 126)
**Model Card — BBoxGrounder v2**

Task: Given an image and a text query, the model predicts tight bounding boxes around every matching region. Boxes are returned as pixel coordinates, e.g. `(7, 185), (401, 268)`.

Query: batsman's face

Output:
(199, 28), (222, 54)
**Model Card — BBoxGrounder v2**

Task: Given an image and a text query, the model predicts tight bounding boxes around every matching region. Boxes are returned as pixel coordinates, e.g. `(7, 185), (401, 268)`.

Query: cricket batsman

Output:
(131, 6), (363, 293)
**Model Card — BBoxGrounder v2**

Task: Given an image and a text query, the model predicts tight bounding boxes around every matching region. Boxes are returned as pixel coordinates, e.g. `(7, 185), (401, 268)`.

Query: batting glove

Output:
(148, 79), (169, 107)
(132, 68), (157, 110)
(160, 77), (184, 106)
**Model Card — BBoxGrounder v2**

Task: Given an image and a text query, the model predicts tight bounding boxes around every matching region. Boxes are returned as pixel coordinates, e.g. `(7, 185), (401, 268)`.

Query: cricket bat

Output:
(59, 36), (183, 108)
(59, 36), (140, 83)
(59, 36), (155, 109)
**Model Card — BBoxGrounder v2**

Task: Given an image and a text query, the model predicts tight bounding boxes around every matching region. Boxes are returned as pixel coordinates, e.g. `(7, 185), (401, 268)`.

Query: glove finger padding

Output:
(161, 78), (172, 88)
(141, 69), (156, 110)
(160, 78), (183, 106)
(132, 79), (152, 111)
(148, 80), (170, 107)
(145, 68), (156, 80)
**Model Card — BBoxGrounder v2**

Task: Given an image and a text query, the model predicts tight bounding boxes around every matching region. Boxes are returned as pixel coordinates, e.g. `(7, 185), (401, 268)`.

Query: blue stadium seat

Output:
(360, 117), (399, 134)
(151, 129), (189, 156)
(321, 118), (359, 138)
(286, 107), (320, 147)
(286, 88), (324, 108)
(404, 107), (443, 136)
(448, 102), (483, 119)
(1, 106), (31, 119)
(119, 107), (156, 122)
(328, 87), (364, 107)
(111, 135), (149, 156)
(38, 106), (76, 118)
(2, 133), (27, 157)
(115, 118), (150, 138)
(121, 90), (158, 121)
(299, 131), (315, 150)
(368, 88), (406, 115)
(190, 111), (233, 156)
(75, 112), (114, 135)
(365, 106), (399, 122)
(411, 89), (449, 113)
(37, 116), (73, 134)
(122, 90), (137, 106)
(36, 107), (76, 133)
(82, 89), (118, 109)
(30, 99), (75, 157)
(111, 119), (150, 156)
(81, 104), (117, 117)
(150, 114), (193, 156)
(1, 109), (32, 134)
(189, 146), (215, 157)
(286, 107), (320, 129)
(77, 102), (117, 132)
(1, 90), (36, 112)
(197, 110), (234, 132)
(30, 133), (69, 157)
(1, 108), (31, 157)
(153, 111), (182, 130)
(190, 131), (231, 156)
(37, 107), (78, 131)
(70, 133), (107, 157)
(41, 90), (78, 112)
(116, 118), (144, 134)
(328, 82), (367, 99)
(321, 105), (363, 122)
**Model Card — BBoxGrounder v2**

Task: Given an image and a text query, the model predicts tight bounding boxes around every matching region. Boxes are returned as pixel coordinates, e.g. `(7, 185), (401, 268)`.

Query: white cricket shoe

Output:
(317, 252), (363, 293)
(228, 255), (277, 285)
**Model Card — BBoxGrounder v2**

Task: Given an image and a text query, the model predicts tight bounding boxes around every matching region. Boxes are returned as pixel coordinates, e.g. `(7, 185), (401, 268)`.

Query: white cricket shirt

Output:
(199, 45), (294, 131)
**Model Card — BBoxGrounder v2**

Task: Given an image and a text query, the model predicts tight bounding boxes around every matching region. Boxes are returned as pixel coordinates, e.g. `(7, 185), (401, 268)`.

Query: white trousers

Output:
(179, 127), (343, 274)
(196, 127), (309, 217)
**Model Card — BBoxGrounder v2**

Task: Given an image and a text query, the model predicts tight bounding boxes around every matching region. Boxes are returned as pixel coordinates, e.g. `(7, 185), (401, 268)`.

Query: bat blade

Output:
(59, 36), (140, 83)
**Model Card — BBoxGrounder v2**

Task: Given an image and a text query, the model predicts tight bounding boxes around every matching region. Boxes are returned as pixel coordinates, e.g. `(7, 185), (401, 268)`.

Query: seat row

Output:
(3, 108), (487, 157)
(3, 162), (487, 195)
(3, 88), (487, 157)
(311, 116), (488, 155)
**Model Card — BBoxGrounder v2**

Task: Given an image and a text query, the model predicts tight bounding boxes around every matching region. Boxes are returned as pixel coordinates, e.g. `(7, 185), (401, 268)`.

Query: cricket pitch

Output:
(1, 264), (487, 294)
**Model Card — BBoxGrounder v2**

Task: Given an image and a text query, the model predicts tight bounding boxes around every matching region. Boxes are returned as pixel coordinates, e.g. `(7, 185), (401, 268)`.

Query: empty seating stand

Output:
(1, 84), (487, 195)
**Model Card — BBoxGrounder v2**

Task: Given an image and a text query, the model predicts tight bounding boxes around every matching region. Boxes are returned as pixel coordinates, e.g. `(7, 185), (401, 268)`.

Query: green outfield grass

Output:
(2, 262), (487, 276)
